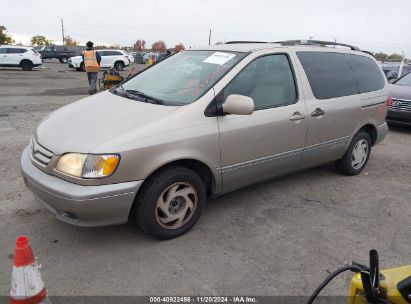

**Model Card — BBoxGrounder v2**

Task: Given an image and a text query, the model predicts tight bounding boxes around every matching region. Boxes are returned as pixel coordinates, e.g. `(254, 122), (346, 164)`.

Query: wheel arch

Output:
(114, 60), (125, 66)
(358, 123), (377, 146)
(141, 158), (216, 198)
(128, 158), (217, 222)
(19, 59), (33, 66)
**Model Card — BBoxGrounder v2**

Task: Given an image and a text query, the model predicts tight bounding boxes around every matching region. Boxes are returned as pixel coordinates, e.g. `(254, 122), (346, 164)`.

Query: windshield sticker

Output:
(203, 52), (236, 65)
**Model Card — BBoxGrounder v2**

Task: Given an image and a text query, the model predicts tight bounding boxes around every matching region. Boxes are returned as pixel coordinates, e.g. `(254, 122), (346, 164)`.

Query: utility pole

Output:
(61, 18), (65, 45)
(209, 29), (211, 46)
(397, 51), (405, 79)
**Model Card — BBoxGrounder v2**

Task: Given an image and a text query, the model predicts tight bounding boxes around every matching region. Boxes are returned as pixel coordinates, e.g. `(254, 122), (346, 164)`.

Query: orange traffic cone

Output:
(9, 236), (48, 304)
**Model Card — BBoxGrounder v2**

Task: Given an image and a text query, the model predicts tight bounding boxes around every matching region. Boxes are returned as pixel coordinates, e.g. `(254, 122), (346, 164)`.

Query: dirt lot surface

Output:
(0, 61), (410, 296)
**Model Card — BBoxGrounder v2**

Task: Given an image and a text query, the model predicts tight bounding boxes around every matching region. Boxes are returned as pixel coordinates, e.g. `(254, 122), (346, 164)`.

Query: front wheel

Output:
(132, 166), (206, 239)
(335, 130), (371, 176)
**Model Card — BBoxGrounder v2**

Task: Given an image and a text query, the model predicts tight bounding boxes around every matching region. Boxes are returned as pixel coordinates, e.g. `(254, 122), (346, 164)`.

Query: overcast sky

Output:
(2, 0), (411, 56)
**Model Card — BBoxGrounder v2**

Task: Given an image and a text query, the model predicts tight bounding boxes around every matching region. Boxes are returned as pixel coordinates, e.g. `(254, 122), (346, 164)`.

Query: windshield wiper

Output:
(124, 89), (165, 105)
(112, 85), (141, 101)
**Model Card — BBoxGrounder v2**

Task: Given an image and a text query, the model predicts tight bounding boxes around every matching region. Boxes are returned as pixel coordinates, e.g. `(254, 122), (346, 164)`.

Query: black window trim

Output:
(297, 51), (384, 100)
(206, 52), (299, 116)
(7, 48), (27, 54)
(345, 53), (385, 94)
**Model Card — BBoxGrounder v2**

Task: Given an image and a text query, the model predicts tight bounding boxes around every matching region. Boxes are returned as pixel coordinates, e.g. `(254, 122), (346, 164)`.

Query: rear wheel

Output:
(114, 61), (124, 71)
(59, 56), (69, 63)
(20, 60), (33, 71)
(336, 130), (371, 176)
(132, 166), (206, 239)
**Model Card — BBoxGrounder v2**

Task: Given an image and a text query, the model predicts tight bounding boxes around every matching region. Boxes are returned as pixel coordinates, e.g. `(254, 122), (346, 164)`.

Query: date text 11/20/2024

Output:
(149, 297), (257, 303)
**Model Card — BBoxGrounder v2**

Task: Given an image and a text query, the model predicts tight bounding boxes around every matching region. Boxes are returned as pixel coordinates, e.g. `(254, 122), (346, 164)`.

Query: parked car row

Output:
(381, 63), (411, 81)
(68, 49), (132, 71)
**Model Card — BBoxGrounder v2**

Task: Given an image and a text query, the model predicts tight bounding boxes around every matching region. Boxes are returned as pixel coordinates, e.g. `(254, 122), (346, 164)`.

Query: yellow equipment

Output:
(307, 250), (411, 304)
(99, 69), (124, 90)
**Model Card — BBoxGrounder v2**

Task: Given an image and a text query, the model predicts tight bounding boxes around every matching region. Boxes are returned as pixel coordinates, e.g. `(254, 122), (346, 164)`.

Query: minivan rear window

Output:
(297, 52), (357, 99)
(346, 54), (385, 93)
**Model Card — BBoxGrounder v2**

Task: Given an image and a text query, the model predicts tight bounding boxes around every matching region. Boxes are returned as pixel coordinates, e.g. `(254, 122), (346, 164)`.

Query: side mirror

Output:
(222, 94), (254, 115)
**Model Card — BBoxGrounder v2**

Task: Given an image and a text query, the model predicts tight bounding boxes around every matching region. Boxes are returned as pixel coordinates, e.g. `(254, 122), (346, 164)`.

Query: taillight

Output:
(386, 96), (392, 107)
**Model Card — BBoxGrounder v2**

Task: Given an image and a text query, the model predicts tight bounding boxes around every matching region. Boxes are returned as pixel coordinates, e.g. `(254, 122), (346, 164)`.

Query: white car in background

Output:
(0, 45), (42, 71)
(68, 49), (131, 71)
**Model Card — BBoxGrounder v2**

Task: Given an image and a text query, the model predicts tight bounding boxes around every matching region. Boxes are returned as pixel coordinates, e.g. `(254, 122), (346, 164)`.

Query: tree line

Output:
(0, 24), (406, 59)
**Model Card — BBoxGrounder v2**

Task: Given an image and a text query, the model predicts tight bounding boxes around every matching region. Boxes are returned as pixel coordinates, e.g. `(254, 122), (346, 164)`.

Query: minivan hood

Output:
(389, 84), (411, 100)
(35, 91), (179, 154)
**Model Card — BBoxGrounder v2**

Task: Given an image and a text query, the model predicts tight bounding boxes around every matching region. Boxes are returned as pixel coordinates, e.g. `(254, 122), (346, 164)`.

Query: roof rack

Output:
(225, 41), (269, 44)
(275, 40), (360, 51)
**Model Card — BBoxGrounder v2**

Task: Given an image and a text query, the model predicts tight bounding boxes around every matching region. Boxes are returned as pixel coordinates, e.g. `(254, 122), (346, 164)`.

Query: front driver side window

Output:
(223, 54), (297, 110)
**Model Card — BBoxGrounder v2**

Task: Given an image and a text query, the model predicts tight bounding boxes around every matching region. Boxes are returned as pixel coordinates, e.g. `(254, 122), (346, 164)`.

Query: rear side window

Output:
(7, 48), (27, 54)
(0, 48), (6, 54)
(346, 54), (384, 93)
(297, 52), (357, 99)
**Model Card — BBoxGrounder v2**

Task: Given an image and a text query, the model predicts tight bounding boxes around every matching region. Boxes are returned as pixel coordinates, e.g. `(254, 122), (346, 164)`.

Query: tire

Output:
(114, 61), (124, 71)
(335, 130), (371, 176)
(20, 60), (33, 71)
(60, 56), (69, 63)
(76, 62), (85, 71)
(132, 166), (206, 240)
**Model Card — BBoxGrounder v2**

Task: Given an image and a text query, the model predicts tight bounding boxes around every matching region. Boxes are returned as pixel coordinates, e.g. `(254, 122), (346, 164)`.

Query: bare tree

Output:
(134, 39), (146, 52)
(152, 40), (167, 53)
(174, 43), (185, 52)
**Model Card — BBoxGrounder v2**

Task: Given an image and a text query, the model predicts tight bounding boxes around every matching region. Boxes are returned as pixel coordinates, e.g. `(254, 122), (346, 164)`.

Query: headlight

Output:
(56, 153), (120, 178)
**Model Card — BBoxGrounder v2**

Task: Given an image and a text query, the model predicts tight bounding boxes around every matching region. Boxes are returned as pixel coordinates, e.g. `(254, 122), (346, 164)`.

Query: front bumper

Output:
(68, 61), (82, 68)
(21, 147), (143, 227)
(387, 110), (411, 127)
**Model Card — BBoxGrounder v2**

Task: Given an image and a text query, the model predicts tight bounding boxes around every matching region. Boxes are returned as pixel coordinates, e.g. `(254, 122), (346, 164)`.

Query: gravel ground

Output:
(0, 61), (410, 297)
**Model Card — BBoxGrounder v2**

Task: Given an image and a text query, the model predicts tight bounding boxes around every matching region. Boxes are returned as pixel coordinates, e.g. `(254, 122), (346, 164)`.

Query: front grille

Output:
(389, 98), (411, 112)
(31, 138), (54, 166)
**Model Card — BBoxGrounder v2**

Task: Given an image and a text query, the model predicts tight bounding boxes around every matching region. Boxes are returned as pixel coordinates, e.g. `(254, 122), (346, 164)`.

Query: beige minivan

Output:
(21, 40), (389, 239)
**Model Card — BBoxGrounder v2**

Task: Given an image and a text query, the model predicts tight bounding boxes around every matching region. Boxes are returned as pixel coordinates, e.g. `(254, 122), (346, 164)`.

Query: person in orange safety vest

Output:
(82, 41), (101, 95)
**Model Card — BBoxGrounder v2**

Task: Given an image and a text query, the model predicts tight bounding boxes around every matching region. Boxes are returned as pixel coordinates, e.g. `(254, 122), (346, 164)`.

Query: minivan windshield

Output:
(120, 50), (246, 105)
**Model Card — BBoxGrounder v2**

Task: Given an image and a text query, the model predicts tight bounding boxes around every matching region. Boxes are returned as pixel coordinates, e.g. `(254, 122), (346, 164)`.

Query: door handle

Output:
(311, 108), (325, 117)
(290, 112), (305, 121)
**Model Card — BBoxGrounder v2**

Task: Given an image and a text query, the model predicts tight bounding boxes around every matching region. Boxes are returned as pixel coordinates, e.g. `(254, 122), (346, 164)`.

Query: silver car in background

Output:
(387, 72), (411, 126)
(21, 40), (389, 239)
